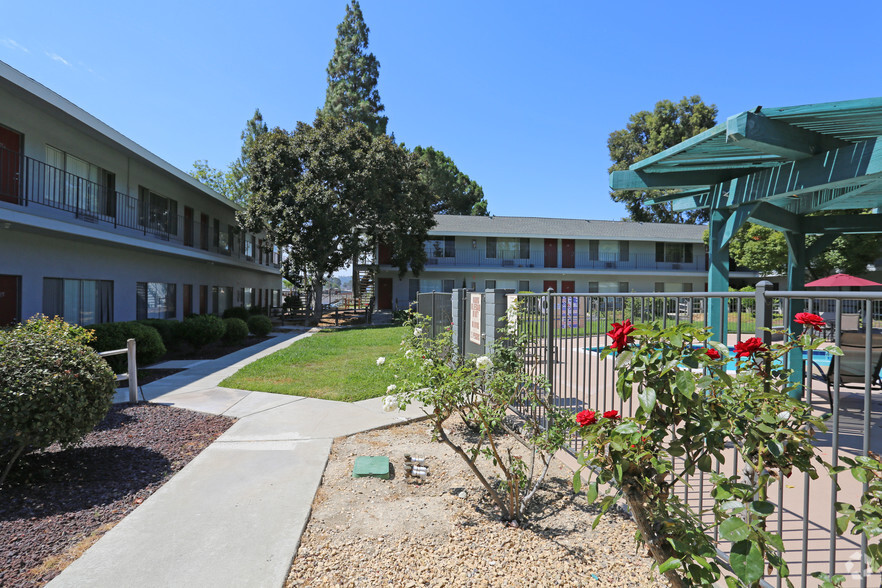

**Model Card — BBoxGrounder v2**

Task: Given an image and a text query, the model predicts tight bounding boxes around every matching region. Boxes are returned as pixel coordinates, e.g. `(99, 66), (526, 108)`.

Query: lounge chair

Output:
(812, 332), (882, 411)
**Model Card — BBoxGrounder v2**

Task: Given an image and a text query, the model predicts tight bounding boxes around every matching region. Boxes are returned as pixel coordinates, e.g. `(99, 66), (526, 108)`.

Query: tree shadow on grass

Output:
(0, 445), (170, 521)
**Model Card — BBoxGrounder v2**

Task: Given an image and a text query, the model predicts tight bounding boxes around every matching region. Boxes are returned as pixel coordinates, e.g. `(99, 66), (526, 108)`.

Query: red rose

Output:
(606, 320), (635, 352)
(603, 410), (620, 420)
(705, 348), (721, 360)
(576, 409), (597, 427)
(734, 337), (766, 358)
(794, 312), (825, 331)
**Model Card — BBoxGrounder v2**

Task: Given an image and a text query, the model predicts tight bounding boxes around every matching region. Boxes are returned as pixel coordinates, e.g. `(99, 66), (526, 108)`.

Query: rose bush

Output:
(572, 315), (839, 587)
(383, 311), (573, 523)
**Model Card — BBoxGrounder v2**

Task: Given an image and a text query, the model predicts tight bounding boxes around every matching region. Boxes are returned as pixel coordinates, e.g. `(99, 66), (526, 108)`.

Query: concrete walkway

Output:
(50, 328), (426, 588)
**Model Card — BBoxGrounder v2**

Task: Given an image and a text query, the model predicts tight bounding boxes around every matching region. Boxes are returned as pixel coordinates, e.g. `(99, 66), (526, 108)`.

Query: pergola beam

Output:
(726, 111), (850, 160)
(803, 213), (882, 234)
(609, 168), (722, 190)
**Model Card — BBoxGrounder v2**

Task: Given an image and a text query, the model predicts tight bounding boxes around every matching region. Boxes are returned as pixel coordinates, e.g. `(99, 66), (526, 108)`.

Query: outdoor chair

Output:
(812, 332), (882, 412)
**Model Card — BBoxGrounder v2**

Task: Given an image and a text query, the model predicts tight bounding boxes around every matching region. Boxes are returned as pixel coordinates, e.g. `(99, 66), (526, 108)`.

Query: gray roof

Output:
(430, 215), (707, 242)
(0, 60), (239, 210)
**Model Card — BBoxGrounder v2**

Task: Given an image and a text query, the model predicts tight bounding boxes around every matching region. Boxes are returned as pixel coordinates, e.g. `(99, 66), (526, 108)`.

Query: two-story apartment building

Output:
(0, 60), (282, 326)
(375, 215), (717, 310)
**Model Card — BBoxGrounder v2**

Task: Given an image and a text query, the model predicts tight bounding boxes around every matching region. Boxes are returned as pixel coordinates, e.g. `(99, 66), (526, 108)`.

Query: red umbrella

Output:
(805, 273), (882, 288)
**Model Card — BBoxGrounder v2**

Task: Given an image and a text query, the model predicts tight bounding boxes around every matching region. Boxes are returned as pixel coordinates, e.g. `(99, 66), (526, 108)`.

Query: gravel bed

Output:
(287, 417), (665, 587)
(0, 403), (234, 587)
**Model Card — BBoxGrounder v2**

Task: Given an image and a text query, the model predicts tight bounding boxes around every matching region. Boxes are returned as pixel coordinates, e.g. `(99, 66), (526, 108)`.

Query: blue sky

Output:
(3, 1), (882, 221)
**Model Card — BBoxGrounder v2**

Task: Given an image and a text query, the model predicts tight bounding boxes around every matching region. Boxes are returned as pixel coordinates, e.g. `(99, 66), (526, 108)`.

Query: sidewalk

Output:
(49, 328), (426, 588)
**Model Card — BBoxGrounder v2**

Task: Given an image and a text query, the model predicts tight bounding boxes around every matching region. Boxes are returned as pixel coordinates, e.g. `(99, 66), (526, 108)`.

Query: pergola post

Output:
(784, 230), (807, 398)
(707, 207), (731, 343)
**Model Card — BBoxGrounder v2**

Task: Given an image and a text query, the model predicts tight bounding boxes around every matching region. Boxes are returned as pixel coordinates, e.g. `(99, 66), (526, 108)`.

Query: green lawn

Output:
(219, 325), (409, 402)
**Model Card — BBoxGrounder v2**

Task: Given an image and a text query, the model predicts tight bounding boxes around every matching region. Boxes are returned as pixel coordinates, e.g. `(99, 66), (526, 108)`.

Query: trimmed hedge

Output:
(181, 314), (225, 349)
(91, 321), (166, 371)
(0, 316), (116, 485)
(137, 319), (184, 350)
(222, 306), (250, 322)
(247, 314), (273, 336)
(222, 318), (249, 345)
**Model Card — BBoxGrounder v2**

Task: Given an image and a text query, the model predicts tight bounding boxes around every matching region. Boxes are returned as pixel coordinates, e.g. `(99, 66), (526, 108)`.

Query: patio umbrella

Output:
(805, 273), (882, 288)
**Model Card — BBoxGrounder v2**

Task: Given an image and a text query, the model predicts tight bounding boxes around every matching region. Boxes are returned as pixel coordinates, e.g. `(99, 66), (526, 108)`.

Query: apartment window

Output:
(138, 187), (178, 236)
(588, 282), (599, 293)
(45, 146), (115, 217)
(655, 282), (665, 292)
(656, 242), (693, 264)
(488, 238), (530, 259)
(619, 281), (629, 293)
(259, 240), (264, 264)
(485, 280), (496, 290)
(518, 280), (530, 292)
(136, 282), (176, 320)
(212, 286), (232, 315)
(619, 241), (629, 262)
(245, 235), (254, 259)
(245, 287), (253, 309)
(589, 240), (599, 261)
(442, 280), (455, 293)
(486, 237), (497, 258)
(43, 278), (113, 325)
(428, 236), (455, 258)
(408, 279), (420, 301)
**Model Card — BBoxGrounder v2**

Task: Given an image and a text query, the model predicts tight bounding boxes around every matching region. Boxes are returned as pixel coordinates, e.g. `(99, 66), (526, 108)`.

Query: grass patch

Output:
(219, 325), (412, 402)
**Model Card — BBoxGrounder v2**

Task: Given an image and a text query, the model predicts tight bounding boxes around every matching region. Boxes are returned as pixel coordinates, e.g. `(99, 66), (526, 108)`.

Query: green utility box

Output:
(352, 456), (390, 479)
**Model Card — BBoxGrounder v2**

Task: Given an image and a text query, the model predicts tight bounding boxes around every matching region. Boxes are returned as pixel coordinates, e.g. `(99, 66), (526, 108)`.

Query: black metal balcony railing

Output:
(419, 248), (706, 272)
(0, 145), (281, 269)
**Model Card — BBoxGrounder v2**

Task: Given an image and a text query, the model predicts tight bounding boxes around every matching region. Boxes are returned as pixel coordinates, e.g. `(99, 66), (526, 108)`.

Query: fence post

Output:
(126, 338), (138, 403)
(482, 289), (508, 353)
(754, 281), (773, 395)
(545, 288), (555, 398)
(451, 289), (465, 355)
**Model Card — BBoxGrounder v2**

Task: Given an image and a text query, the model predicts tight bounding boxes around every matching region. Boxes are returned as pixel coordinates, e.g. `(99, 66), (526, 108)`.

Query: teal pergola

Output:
(610, 98), (882, 394)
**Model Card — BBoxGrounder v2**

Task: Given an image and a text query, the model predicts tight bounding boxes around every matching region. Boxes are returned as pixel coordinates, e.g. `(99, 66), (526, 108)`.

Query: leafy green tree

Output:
(412, 146), (488, 215)
(608, 96), (718, 224)
(728, 213), (882, 279)
(323, 1), (388, 136)
(190, 109), (267, 205)
(240, 114), (434, 324)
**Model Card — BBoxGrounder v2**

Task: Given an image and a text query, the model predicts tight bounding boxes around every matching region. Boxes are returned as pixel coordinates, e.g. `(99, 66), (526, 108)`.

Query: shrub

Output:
(222, 318), (249, 345)
(91, 321), (166, 371)
(137, 319), (182, 350)
(181, 314), (225, 349)
(249, 306), (267, 316)
(222, 306), (250, 322)
(0, 316), (116, 486)
(247, 314), (273, 336)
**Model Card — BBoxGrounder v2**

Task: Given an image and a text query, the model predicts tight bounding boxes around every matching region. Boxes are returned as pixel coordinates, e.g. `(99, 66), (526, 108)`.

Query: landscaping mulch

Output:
(0, 403), (234, 588)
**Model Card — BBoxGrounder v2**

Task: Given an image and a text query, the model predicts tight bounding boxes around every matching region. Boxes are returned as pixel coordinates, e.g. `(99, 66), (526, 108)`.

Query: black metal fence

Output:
(420, 285), (882, 586)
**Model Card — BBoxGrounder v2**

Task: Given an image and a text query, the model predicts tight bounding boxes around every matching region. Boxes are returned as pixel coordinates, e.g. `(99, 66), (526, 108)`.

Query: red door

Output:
(378, 278), (393, 310)
(0, 275), (20, 325)
(378, 241), (392, 265)
(561, 239), (575, 268)
(543, 280), (557, 293)
(561, 280), (575, 293)
(0, 126), (22, 204)
(544, 239), (558, 268)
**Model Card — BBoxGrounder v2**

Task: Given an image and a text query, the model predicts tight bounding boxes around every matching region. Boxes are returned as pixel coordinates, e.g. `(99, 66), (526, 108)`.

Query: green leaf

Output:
(729, 540), (764, 584)
(750, 500), (775, 517)
(615, 421), (640, 435)
(853, 467), (871, 483)
(638, 386), (657, 414)
(836, 514), (851, 535)
(586, 481), (599, 504)
(719, 517), (750, 542)
(675, 370), (695, 399)
(658, 557), (682, 573)
(572, 471), (582, 495)
(697, 454), (712, 472)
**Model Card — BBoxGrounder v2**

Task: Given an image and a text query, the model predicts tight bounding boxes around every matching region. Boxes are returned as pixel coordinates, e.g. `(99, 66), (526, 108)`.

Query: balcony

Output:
(0, 146), (280, 269)
(417, 248), (706, 272)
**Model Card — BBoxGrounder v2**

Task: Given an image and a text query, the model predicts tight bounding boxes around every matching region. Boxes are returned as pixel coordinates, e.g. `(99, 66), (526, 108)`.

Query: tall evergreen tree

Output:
(413, 146), (489, 215)
(323, 1), (388, 136)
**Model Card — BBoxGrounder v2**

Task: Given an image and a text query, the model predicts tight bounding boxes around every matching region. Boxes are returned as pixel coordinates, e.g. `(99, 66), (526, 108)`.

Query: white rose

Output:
(376, 357), (386, 366)
(405, 349), (415, 359)
(476, 356), (493, 370)
(424, 359), (434, 367)
(382, 395), (398, 412)
(387, 384), (397, 393)
(414, 327), (423, 336)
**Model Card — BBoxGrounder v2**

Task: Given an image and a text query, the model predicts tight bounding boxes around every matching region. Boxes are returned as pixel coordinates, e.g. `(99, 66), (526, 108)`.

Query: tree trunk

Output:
(311, 277), (323, 325)
(622, 480), (688, 588)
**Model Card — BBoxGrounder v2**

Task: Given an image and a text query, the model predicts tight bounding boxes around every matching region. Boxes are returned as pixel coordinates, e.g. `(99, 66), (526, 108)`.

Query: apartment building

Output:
(0, 60), (282, 326)
(375, 215), (724, 310)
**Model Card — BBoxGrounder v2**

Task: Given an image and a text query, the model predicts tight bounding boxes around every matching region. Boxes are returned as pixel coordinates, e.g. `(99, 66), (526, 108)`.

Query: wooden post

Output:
(126, 338), (138, 403)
